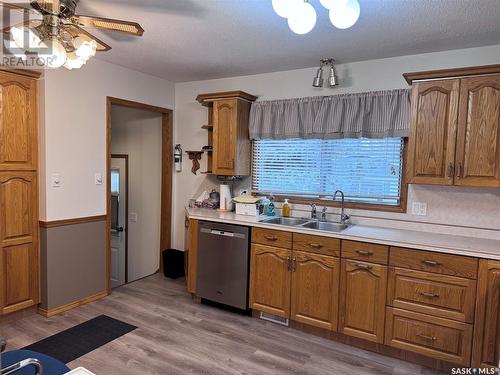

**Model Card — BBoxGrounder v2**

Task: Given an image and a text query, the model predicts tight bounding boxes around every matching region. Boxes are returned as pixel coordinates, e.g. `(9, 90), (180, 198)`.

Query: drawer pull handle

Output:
(421, 260), (441, 267)
(418, 291), (440, 298)
(309, 243), (324, 249)
(264, 236), (278, 241)
(355, 263), (373, 270)
(356, 250), (374, 256)
(416, 333), (437, 341)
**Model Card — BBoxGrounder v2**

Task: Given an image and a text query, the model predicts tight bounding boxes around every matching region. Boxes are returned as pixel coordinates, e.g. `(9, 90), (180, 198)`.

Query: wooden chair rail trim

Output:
(403, 64), (500, 85)
(39, 215), (107, 228)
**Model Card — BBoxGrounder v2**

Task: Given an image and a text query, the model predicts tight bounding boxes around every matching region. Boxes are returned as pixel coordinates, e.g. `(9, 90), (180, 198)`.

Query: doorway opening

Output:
(106, 97), (173, 293)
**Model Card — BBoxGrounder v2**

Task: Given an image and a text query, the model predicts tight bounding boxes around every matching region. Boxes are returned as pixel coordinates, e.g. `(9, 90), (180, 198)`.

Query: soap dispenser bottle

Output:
(266, 196), (276, 216)
(282, 199), (290, 217)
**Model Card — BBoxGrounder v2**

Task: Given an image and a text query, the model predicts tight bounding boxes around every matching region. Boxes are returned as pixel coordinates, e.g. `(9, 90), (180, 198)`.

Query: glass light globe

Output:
(11, 27), (41, 50)
(64, 51), (86, 70)
(288, 1), (317, 34)
(329, 0), (360, 29)
(272, 0), (301, 18)
(319, 0), (348, 10)
(73, 36), (97, 61)
(39, 38), (67, 68)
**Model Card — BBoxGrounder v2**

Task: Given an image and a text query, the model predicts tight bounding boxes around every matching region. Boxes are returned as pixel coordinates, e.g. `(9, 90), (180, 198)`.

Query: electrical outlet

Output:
(412, 202), (427, 216)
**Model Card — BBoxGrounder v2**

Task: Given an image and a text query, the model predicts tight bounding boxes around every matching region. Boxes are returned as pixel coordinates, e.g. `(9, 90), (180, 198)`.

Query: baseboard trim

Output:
(38, 290), (108, 318)
(39, 215), (107, 228)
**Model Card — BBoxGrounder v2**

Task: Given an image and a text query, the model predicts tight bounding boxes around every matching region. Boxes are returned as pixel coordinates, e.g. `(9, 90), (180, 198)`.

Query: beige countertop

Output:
(186, 207), (500, 260)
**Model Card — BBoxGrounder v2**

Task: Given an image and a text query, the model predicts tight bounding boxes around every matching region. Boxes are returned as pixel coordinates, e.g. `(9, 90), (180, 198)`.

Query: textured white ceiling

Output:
(15, 0), (500, 81)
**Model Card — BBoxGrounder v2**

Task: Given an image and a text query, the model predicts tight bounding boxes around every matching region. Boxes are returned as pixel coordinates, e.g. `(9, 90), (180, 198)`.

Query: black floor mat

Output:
(23, 315), (137, 363)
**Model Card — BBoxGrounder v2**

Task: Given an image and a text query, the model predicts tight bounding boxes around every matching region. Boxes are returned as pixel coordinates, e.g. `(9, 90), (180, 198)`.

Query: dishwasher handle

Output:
(210, 229), (234, 237)
(200, 225), (247, 239)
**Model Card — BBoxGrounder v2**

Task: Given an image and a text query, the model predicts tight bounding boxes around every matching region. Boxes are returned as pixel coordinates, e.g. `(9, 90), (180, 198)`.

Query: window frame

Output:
(252, 138), (409, 213)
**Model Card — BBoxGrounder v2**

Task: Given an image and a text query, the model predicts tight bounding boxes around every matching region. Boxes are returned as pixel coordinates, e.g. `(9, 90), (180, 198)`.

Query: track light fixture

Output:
(313, 58), (338, 88)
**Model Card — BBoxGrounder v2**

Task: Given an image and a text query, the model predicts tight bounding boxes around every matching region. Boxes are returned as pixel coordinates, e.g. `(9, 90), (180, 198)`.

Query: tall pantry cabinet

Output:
(0, 70), (40, 315)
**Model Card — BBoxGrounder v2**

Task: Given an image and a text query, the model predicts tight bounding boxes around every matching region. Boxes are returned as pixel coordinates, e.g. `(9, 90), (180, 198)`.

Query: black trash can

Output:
(162, 249), (185, 279)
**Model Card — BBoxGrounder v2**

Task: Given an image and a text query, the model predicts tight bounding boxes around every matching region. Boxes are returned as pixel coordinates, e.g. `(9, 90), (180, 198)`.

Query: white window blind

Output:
(252, 138), (404, 206)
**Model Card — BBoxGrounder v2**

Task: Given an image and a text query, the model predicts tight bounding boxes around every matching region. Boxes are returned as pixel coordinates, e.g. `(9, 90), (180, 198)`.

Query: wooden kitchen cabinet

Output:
(0, 72), (38, 171)
(472, 259), (500, 368)
(455, 76), (500, 188)
(407, 79), (460, 185)
(185, 218), (198, 294)
(339, 259), (387, 343)
(405, 66), (500, 188)
(290, 251), (339, 330)
(196, 91), (257, 176)
(0, 171), (39, 314)
(249, 244), (291, 318)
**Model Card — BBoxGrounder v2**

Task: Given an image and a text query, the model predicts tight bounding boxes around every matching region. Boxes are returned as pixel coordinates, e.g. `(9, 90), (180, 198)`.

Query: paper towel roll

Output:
(220, 184), (233, 211)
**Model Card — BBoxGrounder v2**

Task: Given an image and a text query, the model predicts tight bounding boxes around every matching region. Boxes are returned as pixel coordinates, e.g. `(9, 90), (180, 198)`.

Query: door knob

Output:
(116, 227), (124, 232)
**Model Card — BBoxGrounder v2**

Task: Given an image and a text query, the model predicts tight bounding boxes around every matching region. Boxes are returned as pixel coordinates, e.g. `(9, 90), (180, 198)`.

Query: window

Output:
(252, 138), (404, 206)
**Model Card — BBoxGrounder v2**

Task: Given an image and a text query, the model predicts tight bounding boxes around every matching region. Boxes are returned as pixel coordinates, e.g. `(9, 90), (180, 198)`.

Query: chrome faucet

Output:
(333, 190), (350, 224)
(321, 207), (327, 221)
(310, 204), (317, 219)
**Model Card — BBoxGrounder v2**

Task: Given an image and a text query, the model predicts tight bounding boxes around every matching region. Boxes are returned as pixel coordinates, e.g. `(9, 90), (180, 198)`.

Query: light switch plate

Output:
(51, 173), (61, 188)
(412, 202), (427, 216)
(129, 212), (138, 222)
(94, 173), (103, 185)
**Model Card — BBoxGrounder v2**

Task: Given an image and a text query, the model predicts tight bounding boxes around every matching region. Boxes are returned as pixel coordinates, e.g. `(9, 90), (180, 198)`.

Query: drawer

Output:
(293, 233), (340, 257)
(389, 247), (478, 279)
(252, 227), (292, 249)
(387, 268), (476, 323)
(342, 240), (389, 265)
(385, 307), (472, 366)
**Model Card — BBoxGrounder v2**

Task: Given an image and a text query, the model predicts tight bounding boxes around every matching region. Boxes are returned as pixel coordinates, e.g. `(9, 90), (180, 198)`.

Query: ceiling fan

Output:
(1, 0), (144, 69)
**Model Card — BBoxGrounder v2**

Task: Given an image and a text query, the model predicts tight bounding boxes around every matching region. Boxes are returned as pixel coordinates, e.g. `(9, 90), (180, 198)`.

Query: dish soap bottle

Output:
(282, 199), (290, 217)
(266, 197), (276, 216)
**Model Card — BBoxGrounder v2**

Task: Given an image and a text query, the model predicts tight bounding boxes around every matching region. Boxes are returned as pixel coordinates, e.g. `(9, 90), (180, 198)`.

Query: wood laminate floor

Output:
(0, 274), (443, 375)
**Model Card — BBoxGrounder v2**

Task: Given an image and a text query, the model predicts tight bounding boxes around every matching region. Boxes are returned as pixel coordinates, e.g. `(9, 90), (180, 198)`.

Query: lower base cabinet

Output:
(472, 260), (500, 368)
(386, 307), (472, 366)
(339, 259), (387, 343)
(291, 251), (339, 330)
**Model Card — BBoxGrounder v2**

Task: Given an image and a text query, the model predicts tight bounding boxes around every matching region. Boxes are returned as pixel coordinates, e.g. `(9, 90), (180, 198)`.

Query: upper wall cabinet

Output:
(0, 72), (38, 171)
(197, 91), (257, 176)
(405, 65), (500, 188)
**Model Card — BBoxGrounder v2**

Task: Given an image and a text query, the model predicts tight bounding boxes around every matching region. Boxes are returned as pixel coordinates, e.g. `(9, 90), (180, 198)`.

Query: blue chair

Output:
(1, 337), (70, 375)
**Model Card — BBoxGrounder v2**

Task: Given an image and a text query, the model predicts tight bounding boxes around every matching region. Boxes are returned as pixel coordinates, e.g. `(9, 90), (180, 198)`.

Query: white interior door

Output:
(111, 157), (127, 288)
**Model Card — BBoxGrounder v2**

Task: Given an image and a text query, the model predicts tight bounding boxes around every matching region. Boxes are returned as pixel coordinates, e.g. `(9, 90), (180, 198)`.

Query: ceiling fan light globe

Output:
(39, 38), (68, 69)
(272, 0), (301, 18)
(319, 0), (348, 10)
(329, 0), (360, 29)
(74, 36), (97, 60)
(64, 52), (86, 70)
(287, 1), (317, 34)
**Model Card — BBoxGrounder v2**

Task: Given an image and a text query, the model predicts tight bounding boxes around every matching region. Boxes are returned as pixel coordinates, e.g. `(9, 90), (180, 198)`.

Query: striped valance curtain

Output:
(249, 89), (411, 140)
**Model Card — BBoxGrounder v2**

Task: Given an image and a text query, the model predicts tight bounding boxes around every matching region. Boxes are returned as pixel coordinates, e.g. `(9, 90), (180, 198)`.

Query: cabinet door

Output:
(455, 76), (500, 187)
(0, 73), (38, 171)
(291, 252), (339, 331)
(339, 259), (387, 343)
(212, 99), (237, 175)
(249, 244), (291, 318)
(407, 80), (460, 185)
(186, 219), (198, 294)
(472, 260), (500, 368)
(0, 172), (39, 314)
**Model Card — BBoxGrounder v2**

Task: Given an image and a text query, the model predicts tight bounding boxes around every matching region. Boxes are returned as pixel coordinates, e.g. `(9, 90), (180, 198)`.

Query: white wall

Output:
(111, 106), (162, 282)
(173, 44), (500, 249)
(40, 58), (175, 221)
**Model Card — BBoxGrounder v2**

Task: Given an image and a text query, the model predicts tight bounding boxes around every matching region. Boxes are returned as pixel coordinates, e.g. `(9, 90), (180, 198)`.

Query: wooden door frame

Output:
(110, 153), (129, 284)
(106, 97), (173, 294)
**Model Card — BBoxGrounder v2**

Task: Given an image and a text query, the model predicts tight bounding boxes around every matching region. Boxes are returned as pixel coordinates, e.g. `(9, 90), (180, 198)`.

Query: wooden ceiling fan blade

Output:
(71, 15), (144, 36)
(63, 24), (111, 51)
(0, 1), (39, 15)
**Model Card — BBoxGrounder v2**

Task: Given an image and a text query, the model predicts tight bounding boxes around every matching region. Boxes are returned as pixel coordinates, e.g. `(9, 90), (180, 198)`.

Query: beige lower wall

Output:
(40, 220), (106, 310)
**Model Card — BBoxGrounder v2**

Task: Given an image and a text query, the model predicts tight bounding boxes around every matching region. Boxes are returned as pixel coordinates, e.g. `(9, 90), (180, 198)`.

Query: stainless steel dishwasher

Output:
(196, 221), (250, 310)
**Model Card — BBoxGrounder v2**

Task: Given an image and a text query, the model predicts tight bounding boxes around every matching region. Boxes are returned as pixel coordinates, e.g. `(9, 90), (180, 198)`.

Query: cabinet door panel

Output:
(339, 259), (387, 343)
(0, 243), (38, 314)
(472, 260), (500, 368)
(455, 76), (500, 187)
(407, 80), (459, 185)
(291, 252), (339, 330)
(0, 172), (37, 246)
(249, 244), (291, 318)
(213, 99), (237, 175)
(0, 74), (37, 170)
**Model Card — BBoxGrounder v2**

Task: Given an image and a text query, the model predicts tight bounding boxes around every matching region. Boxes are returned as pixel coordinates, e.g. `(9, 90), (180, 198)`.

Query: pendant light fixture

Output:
(272, 0), (360, 34)
(313, 58), (338, 88)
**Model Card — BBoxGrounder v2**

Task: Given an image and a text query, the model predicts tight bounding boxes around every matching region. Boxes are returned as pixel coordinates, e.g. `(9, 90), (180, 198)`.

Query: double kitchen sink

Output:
(259, 216), (350, 232)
